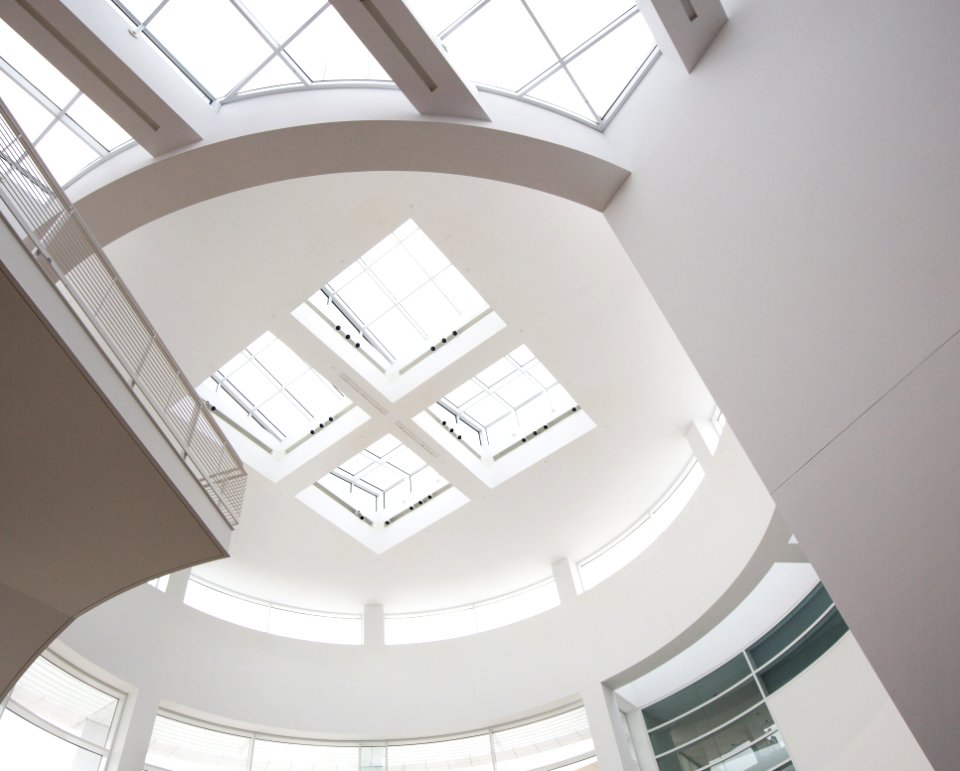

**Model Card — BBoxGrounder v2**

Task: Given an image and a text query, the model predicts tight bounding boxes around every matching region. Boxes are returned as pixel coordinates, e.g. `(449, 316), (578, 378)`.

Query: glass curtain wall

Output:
(638, 584), (848, 771)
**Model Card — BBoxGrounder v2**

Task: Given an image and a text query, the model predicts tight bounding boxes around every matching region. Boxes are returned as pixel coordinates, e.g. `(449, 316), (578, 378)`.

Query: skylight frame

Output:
(0, 21), (136, 186)
(297, 434), (470, 554)
(108, 0), (392, 104)
(413, 345), (595, 488)
(293, 219), (505, 402)
(197, 331), (369, 483)
(421, 0), (660, 130)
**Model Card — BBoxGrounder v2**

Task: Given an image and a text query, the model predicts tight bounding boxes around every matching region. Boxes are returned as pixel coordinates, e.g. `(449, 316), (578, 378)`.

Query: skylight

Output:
(413, 345), (595, 487)
(293, 219), (503, 400)
(109, 0), (390, 101)
(316, 435), (448, 526)
(197, 331), (351, 450)
(0, 19), (133, 184)
(298, 434), (469, 553)
(407, 0), (658, 124)
(434, 345), (576, 458)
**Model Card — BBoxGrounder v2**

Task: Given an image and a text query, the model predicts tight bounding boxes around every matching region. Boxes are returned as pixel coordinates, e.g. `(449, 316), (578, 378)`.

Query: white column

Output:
(364, 603), (385, 646)
(581, 683), (637, 771)
(106, 687), (160, 771)
(625, 709), (660, 771)
(551, 558), (581, 604)
(164, 569), (191, 604)
(686, 419), (719, 466)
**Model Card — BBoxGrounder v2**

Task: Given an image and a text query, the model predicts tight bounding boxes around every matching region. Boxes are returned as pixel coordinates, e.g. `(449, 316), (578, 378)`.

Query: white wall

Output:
(602, 0), (960, 766)
(59, 430), (781, 739)
(767, 633), (933, 770)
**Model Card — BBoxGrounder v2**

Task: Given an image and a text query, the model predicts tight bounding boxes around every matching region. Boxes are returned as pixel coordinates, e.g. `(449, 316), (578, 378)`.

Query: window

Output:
(293, 220), (503, 400)
(0, 656), (121, 771)
(146, 715), (251, 771)
(407, 0), (658, 125)
(492, 707), (594, 771)
(414, 346), (594, 487)
(297, 435), (469, 553)
(0, 19), (133, 184)
(108, 0), (389, 102)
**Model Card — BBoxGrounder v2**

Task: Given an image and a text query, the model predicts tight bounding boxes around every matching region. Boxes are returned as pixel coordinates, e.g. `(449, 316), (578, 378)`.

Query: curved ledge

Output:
(74, 119), (630, 247)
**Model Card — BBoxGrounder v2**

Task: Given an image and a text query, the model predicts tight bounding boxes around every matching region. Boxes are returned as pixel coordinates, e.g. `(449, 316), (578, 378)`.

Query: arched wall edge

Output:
(58, 430), (792, 740)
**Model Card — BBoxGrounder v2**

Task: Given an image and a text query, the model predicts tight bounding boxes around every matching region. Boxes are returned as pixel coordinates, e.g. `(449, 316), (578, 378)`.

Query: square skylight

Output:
(413, 345), (595, 487)
(197, 332), (367, 481)
(297, 434), (469, 553)
(292, 219), (504, 401)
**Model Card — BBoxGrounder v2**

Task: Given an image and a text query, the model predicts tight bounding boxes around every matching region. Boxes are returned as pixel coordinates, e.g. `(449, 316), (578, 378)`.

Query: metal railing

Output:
(0, 98), (246, 526)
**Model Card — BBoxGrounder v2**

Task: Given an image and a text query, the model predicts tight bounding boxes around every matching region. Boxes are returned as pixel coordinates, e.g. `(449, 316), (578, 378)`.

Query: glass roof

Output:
(429, 344), (578, 459)
(110, 0), (390, 101)
(300, 219), (492, 376)
(407, 0), (657, 123)
(0, 19), (132, 184)
(315, 434), (449, 525)
(197, 331), (352, 449)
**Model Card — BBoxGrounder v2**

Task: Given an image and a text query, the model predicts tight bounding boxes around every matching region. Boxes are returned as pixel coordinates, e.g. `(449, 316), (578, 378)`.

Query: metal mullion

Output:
(439, 0), (494, 40)
(360, 259), (435, 341)
(653, 698), (769, 760)
(213, 372), (285, 442)
(560, 6), (638, 70)
(139, 0), (171, 28)
(322, 287), (395, 364)
(138, 27), (217, 102)
(437, 398), (485, 436)
(646, 670), (759, 734)
(517, 0), (599, 122)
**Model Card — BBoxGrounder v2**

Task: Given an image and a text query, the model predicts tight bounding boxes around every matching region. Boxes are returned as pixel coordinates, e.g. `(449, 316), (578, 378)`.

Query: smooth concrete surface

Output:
(603, 0), (960, 766)
(767, 633), (933, 770)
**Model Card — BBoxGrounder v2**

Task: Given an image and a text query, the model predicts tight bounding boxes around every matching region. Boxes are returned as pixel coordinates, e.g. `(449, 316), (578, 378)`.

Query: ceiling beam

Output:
(329, 0), (489, 121)
(0, 0), (202, 155)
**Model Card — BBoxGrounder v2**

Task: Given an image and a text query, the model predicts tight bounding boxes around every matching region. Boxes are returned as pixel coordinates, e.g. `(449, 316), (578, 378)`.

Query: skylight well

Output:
(407, 0), (658, 125)
(293, 219), (504, 401)
(109, 0), (390, 101)
(297, 434), (469, 553)
(0, 19), (133, 184)
(414, 345), (595, 487)
(197, 332), (368, 481)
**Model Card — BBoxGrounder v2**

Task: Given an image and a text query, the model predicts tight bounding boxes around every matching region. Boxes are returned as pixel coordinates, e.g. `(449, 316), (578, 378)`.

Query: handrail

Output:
(0, 98), (246, 525)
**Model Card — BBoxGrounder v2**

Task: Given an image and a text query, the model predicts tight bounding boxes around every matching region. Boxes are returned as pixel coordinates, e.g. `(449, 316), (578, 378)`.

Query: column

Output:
(106, 687), (160, 771)
(581, 682), (637, 771)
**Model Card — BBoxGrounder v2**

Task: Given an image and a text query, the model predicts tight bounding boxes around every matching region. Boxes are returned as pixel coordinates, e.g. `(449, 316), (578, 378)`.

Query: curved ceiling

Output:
(103, 170), (714, 612)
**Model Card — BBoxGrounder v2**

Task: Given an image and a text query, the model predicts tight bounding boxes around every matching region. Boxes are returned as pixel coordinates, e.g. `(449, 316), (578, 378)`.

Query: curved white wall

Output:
(59, 430), (782, 739)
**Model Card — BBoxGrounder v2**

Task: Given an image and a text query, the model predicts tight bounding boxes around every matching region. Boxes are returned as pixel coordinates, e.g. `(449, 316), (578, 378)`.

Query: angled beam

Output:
(637, 0), (727, 73)
(330, 0), (489, 121)
(0, 0), (202, 155)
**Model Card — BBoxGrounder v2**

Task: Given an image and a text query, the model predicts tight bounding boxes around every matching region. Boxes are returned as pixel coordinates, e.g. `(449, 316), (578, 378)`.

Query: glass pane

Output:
(184, 579), (270, 631)
(0, 710), (102, 771)
(147, 0), (273, 97)
(749, 584), (835, 668)
(360, 745), (386, 771)
(241, 0), (321, 43)
(240, 56), (302, 93)
(384, 606), (477, 644)
(114, 0), (164, 22)
(758, 609), (848, 694)
(67, 95), (131, 150)
(567, 13), (656, 118)
(252, 739), (358, 771)
(474, 581), (560, 632)
(388, 735), (493, 771)
(443, 0), (557, 91)
(404, 0), (480, 36)
(654, 705), (777, 771)
(493, 708), (593, 771)
(649, 680), (763, 755)
(146, 716), (252, 771)
(0, 70), (55, 140)
(10, 657), (118, 746)
(526, 68), (594, 119)
(286, 7), (389, 82)
(0, 19), (78, 106)
(525, 0), (635, 57)
(266, 607), (363, 645)
(643, 656), (752, 729)
(34, 120), (100, 182)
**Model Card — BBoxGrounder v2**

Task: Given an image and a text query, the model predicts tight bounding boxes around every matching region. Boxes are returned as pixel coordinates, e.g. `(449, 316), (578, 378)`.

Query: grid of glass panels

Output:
(428, 345), (577, 459)
(300, 219), (491, 376)
(492, 707), (593, 771)
(314, 434), (449, 524)
(108, 0), (389, 102)
(0, 656), (120, 771)
(0, 19), (133, 184)
(197, 331), (352, 449)
(406, 0), (658, 124)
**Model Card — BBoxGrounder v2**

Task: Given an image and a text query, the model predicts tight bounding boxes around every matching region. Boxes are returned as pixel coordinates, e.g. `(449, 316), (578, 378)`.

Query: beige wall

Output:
(767, 634), (932, 771)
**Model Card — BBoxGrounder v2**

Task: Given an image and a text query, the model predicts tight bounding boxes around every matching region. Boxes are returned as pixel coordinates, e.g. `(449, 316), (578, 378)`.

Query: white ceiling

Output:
(104, 170), (714, 612)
